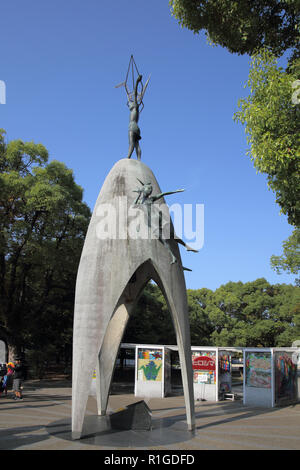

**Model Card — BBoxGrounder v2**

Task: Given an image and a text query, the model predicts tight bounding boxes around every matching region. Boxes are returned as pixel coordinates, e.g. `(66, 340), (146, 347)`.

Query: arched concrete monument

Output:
(71, 158), (196, 439)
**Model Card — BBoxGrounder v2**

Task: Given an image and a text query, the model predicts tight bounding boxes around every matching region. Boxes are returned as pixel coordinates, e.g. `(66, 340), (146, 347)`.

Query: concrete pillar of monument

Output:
(71, 158), (195, 439)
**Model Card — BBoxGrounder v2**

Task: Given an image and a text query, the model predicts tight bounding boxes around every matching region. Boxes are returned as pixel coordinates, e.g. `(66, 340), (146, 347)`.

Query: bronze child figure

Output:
(127, 74), (143, 160)
(115, 55), (150, 161)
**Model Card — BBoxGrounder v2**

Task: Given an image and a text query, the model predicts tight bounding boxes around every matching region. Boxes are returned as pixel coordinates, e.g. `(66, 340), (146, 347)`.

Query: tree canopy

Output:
(234, 50), (300, 228)
(169, 0), (300, 58)
(0, 129), (91, 362)
(233, 50), (299, 282)
(169, 1), (300, 284)
(123, 282), (177, 345)
(125, 278), (300, 348)
(206, 278), (300, 347)
(271, 227), (300, 281)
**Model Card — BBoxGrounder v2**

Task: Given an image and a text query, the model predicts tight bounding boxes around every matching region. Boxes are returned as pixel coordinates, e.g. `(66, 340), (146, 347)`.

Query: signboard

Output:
(137, 348), (163, 382)
(194, 372), (209, 383)
(219, 352), (232, 393)
(193, 355), (215, 371)
(245, 352), (271, 389)
(192, 351), (216, 385)
(275, 352), (297, 404)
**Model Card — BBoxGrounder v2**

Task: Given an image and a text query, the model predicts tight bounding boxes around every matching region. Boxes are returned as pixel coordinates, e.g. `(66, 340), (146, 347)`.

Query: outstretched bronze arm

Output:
(134, 75), (143, 105)
(150, 189), (184, 202)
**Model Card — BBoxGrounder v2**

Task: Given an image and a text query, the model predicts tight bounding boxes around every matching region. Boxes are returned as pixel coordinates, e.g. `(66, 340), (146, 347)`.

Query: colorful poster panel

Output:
(245, 352), (271, 388)
(137, 349), (163, 382)
(219, 353), (232, 393)
(138, 349), (162, 361)
(275, 352), (297, 404)
(193, 371), (215, 385)
(192, 351), (216, 384)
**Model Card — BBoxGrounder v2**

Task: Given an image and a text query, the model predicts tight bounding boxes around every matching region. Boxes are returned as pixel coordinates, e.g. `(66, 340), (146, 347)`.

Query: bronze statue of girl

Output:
(116, 56), (150, 160)
(127, 74), (143, 160)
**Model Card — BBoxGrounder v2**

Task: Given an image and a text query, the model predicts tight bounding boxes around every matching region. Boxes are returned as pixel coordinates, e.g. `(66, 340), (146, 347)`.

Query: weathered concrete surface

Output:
(72, 158), (195, 439)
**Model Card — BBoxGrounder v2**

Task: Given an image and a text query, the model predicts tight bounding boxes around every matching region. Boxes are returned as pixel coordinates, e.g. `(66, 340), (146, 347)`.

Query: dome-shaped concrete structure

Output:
(72, 159), (195, 439)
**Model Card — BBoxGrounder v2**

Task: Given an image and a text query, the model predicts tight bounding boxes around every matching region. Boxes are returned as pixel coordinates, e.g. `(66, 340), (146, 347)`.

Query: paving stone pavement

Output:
(0, 378), (299, 451)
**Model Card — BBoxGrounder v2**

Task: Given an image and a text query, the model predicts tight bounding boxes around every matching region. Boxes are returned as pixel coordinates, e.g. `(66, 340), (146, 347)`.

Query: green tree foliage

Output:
(186, 288), (215, 345)
(270, 228), (300, 282)
(123, 282), (176, 345)
(208, 278), (300, 347)
(169, 1), (300, 282)
(234, 50), (300, 228)
(234, 51), (300, 284)
(0, 129), (91, 360)
(169, 0), (300, 57)
(123, 278), (300, 348)
(123, 284), (216, 346)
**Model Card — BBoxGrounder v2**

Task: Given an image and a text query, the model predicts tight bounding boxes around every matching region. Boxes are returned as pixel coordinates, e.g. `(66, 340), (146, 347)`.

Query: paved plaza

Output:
(0, 378), (300, 451)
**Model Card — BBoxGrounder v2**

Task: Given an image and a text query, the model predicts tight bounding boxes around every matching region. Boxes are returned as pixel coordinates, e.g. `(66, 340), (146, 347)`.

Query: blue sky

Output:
(1, 0), (296, 290)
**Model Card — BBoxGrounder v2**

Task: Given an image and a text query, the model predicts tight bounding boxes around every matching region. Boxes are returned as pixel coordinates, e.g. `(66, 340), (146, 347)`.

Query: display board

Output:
(192, 349), (217, 401)
(243, 349), (273, 407)
(137, 348), (163, 382)
(245, 351), (272, 389)
(243, 348), (299, 408)
(274, 351), (298, 405)
(135, 346), (171, 398)
(192, 351), (216, 385)
(219, 352), (232, 393)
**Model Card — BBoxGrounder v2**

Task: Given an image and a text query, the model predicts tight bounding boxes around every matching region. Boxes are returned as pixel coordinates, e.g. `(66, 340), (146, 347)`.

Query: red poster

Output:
(193, 355), (215, 371)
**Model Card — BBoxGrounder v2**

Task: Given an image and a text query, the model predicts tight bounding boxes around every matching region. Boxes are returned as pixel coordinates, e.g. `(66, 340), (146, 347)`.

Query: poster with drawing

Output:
(219, 352), (232, 393)
(137, 348), (163, 382)
(192, 351), (216, 385)
(245, 352), (271, 388)
(275, 352), (297, 404)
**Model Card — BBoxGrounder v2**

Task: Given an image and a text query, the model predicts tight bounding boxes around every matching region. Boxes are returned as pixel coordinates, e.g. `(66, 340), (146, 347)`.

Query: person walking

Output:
(4, 362), (15, 396)
(12, 358), (24, 401)
(0, 362), (14, 397)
